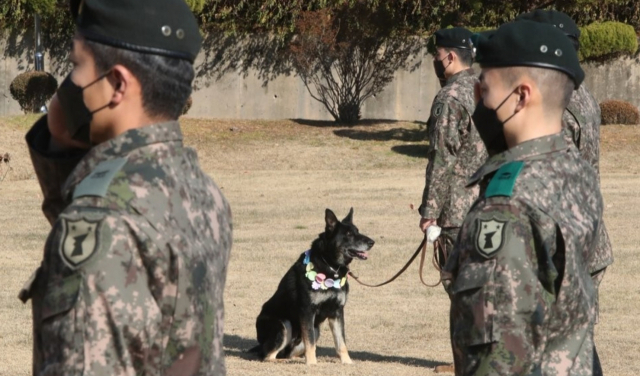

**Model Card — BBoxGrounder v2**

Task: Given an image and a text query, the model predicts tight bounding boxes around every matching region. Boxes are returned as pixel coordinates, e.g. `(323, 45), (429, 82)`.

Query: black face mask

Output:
(471, 90), (518, 156)
(433, 55), (451, 87)
(56, 72), (111, 145)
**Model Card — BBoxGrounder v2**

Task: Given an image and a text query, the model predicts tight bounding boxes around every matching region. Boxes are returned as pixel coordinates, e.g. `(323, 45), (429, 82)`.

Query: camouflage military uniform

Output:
(562, 83), (613, 321)
(20, 117), (232, 375)
(420, 68), (488, 254)
(443, 134), (602, 375)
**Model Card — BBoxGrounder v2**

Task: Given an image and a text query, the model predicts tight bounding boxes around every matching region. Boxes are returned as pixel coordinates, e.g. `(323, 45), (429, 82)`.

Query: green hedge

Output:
(578, 21), (638, 61)
(464, 22), (638, 62)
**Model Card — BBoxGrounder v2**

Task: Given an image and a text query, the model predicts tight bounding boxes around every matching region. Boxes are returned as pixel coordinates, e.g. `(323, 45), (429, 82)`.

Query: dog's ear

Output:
(325, 209), (339, 231)
(342, 207), (354, 224)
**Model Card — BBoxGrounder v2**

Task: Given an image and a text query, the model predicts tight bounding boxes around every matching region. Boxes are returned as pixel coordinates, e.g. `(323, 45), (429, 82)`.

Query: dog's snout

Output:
(368, 239), (375, 248)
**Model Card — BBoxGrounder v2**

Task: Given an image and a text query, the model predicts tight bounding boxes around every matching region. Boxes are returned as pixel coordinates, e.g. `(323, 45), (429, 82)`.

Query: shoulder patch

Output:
(475, 218), (507, 258)
(59, 216), (104, 269)
(73, 157), (128, 199)
(431, 103), (444, 117)
(485, 161), (524, 198)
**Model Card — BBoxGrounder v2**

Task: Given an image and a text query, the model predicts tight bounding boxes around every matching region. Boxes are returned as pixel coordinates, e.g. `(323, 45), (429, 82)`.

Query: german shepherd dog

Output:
(250, 208), (374, 364)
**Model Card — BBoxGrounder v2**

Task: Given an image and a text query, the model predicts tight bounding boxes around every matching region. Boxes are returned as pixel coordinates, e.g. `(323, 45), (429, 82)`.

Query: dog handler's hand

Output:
(420, 218), (436, 233)
(47, 94), (90, 150)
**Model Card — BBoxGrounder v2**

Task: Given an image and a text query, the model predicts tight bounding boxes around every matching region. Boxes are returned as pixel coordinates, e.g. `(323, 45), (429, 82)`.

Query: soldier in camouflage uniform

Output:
(419, 27), (488, 260)
(443, 21), (602, 375)
(515, 11), (613, 373)
(18, 0), (232, 375)
(516, 8), (614, 303)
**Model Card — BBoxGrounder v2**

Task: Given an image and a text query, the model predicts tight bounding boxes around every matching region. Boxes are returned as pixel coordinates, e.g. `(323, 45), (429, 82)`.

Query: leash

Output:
(348, 236), (446, 288)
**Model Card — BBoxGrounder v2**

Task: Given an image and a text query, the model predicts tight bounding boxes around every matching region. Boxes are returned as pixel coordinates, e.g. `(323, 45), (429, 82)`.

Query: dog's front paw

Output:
(305, 356), (318, 365)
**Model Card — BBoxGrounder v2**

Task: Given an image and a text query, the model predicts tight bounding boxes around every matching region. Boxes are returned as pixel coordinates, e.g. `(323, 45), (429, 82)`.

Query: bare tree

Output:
(289, 4), (421, 124)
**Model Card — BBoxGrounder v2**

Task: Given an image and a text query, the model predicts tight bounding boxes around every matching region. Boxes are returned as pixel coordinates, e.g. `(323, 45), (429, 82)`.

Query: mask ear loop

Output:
(442, 52), (453, 70)
(494, 87), (521, 125)
(80, 70), (112, 91)
(85, 70), (118, 115)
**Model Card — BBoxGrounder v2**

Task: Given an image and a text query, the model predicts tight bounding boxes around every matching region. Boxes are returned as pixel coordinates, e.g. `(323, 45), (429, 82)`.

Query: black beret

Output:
(470, 29), (495, 47)
(474, 21), (584, 89)
(70, 0), (202, 63)
(434, 27), (474, 50)
(515, 9), (581, 40)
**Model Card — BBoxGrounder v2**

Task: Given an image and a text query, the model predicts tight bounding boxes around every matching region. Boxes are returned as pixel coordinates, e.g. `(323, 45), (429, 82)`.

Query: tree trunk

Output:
(337, 101), (361, 125)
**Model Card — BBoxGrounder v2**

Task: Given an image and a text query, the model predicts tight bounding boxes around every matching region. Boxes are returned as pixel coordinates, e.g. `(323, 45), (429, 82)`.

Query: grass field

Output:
(1, 116), (639, 375)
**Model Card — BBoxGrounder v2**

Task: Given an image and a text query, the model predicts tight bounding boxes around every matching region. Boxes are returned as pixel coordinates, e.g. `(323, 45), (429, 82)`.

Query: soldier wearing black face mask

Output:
(19, 0), (233, 374)
(513, 10), (612, 375)
(419, 27), (487, 263)
(418, 27), (488, 374)
(443, 21), (603, 375)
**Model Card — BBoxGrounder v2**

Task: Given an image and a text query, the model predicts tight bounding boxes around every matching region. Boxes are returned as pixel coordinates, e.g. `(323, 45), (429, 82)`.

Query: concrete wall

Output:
(582, 58), (640, 110)
(2, 34), (639, 121)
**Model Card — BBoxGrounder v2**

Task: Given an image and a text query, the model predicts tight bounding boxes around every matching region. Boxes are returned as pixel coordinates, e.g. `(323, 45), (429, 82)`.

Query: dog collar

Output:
(303, 250), (347, 291)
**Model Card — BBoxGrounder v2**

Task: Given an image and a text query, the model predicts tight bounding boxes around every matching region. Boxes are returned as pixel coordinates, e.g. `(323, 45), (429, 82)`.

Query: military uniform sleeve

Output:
(419, 99), (466, 219)
(447, 200), (558, 375)
(26, 116), (88, 225)
(30, 209), (164, 375)
(561, 109), (581, 151)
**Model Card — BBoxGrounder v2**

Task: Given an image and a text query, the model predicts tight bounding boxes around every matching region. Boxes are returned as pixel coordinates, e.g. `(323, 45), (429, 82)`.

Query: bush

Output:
(600, 100), (640, 125)
(184, 0), (206, 14)
(289, 5), (420, 124)
(182, 96), (193, 115)
(579, 22), (638, 62)
(9, 71), (58, 114)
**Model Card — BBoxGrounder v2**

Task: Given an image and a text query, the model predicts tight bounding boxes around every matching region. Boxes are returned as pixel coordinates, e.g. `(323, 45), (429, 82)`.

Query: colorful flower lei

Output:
(303, 250), (347, 290)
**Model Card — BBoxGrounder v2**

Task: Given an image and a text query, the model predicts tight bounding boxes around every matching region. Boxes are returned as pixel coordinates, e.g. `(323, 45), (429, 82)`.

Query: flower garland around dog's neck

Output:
(303, 250), (347, 291)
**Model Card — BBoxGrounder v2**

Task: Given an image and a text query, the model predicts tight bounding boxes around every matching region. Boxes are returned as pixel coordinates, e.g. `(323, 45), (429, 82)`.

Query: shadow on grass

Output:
(224, 334), (262, 362)
(290, 118), (400, 128)
(391, 144), (429, 159)
(224, 334), (446, 368)
(333, 127), (425, 142)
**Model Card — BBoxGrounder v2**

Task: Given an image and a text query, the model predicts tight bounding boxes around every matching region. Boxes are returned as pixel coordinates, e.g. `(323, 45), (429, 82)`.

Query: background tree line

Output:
(2, 0), (639, 123)
(3, 0), (637, 36)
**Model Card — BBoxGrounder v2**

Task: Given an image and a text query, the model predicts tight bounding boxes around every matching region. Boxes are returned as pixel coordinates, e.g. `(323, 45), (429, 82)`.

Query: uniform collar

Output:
(63, 121), (183, 196)
(445, 67), (475, 86)
(467, 132), (569, 187)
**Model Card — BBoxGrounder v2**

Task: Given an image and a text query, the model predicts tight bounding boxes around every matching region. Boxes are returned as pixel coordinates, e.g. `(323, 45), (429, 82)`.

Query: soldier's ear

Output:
(108, 65), (130, 106)
(514, 82), (532, 112)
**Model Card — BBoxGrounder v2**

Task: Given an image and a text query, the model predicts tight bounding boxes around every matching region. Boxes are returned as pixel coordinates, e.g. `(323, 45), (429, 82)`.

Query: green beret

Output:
(70, 0), (202, 63)
(474, 21), (584, 89)
(515, 9), (580, 40)
(434, 27), (474, 50)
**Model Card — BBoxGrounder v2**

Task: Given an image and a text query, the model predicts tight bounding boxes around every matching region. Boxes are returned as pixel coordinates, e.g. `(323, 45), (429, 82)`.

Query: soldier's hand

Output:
(420, 218), (436, 233)
(47, 94), (90, 150)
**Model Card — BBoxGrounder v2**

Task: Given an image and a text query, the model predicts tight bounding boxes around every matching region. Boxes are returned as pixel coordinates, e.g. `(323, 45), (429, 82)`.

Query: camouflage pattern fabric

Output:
(562, 84), (601, 173)
(20, 117), (232, 375)
(562, 83), (613, 319)
(442, 134), (602, 375)
(420, 68), (488, 228)
(436, 227), (460, 269)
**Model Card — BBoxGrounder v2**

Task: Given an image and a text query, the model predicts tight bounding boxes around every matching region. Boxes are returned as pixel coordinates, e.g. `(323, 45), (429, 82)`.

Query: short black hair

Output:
(444, 47), (474, 67)
(83, 39), (194, 120)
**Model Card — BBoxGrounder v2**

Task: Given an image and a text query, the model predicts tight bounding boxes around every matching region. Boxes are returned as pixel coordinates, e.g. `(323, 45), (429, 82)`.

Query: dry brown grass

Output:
(0, 114), (41, 182)
(0, 116), (639, 375)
